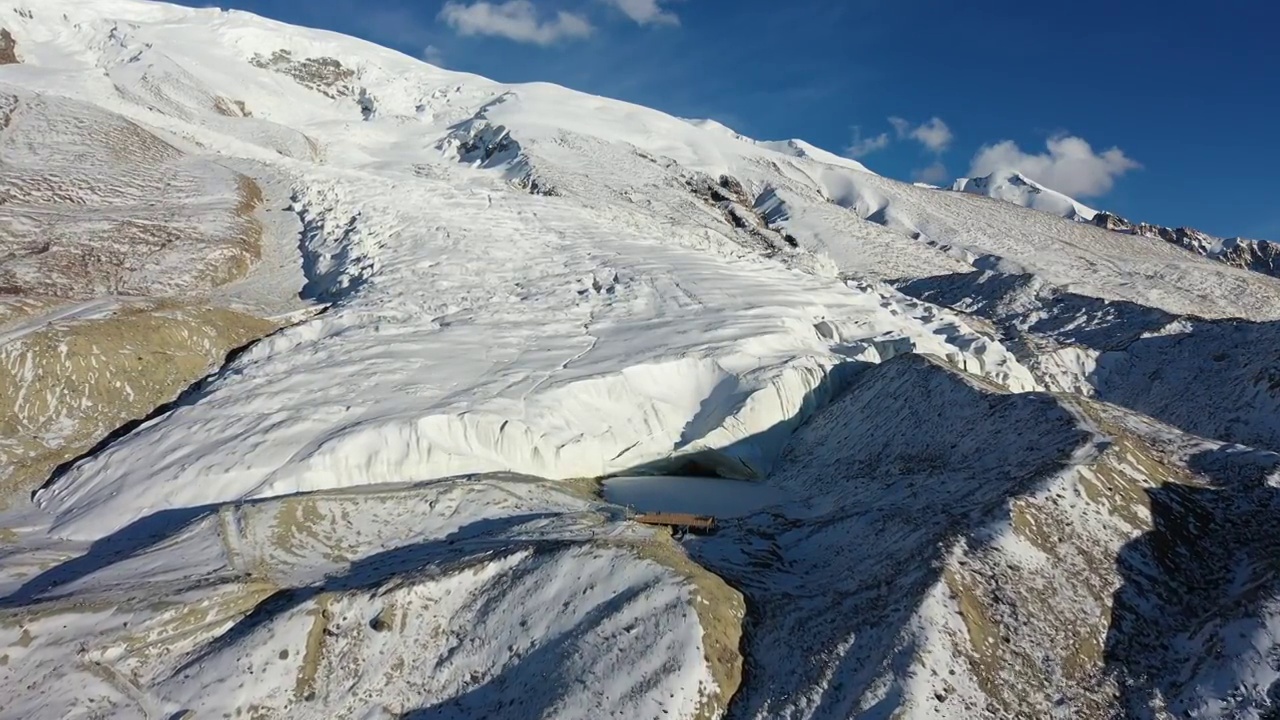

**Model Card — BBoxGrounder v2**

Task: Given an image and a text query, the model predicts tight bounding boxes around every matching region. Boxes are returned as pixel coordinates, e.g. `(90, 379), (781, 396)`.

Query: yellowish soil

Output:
(0, 302), (278, 513)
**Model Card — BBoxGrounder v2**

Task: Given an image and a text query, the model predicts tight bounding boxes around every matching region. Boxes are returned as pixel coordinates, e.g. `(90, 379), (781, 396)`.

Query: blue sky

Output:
(186, 0), (1277, 239)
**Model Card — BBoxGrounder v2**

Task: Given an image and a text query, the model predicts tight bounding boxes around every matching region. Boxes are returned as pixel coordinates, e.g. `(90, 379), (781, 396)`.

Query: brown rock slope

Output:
(0, 302), (276, 510)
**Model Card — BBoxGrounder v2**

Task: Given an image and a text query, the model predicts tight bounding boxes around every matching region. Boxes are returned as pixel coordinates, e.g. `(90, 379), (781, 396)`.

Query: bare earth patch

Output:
(0, 302), (278, 510)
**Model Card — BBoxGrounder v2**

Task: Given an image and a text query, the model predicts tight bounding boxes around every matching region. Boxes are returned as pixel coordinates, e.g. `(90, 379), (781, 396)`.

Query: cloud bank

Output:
(421, 44), (445, 66)
(440, 1), (593, 45)
(846, 116), (952, 159)
(968, 135), (1141, 197)
(845, 128), (891, 158)
(890, 116), (953, 152)
(912, 161), (949, 185)
(601, 0), (680, 25)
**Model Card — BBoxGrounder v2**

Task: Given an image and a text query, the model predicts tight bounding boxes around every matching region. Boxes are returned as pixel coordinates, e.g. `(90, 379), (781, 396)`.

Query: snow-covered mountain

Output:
(951, 170), (1099, 221)
(3, 2), (1280, 719)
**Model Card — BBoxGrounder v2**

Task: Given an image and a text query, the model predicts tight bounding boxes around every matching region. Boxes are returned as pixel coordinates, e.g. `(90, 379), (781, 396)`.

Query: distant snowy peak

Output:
(950, 169), (1280, 280)
(951, 170), (1098, 221)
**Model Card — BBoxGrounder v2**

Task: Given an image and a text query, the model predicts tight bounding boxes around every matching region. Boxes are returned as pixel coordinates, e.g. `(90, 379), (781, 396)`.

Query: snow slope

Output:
(692, 356), (1280, 718)
(951, 170), (1098, 221)
(0, 86), (263, 298)
(3, 1), (1280, 718)
(2, 476), (741, 719)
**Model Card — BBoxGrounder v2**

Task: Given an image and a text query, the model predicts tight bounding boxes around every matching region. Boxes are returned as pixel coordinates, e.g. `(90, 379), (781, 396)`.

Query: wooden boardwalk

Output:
(632, 512), (717, 534)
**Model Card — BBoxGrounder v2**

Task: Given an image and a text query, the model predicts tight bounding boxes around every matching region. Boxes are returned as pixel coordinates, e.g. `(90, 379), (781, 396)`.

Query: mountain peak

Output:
(951, 169), (1098, 221)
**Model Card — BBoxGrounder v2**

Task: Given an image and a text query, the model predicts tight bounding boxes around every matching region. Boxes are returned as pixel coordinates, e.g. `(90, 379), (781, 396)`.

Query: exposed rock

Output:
(717, 174), (746, 199)
(0, 28), (17, 65)
(250, 50), (357, 98)
(513, 171), (559, 196)
(357, 87), (376, 120)
(211, 96), (251, 117)
(685, 173), (801, 257)
(1092, 212), (1280, 279)
(443, 121), (520, 168)
(1090, 211), (1130, 231)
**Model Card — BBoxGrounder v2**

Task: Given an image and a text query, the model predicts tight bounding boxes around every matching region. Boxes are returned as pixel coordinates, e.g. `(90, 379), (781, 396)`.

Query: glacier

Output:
(2, 1), (1280, 718)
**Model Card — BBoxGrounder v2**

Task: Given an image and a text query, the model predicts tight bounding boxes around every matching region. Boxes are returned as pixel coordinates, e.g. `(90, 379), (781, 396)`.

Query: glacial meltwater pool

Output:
(602, 475), (792, 519)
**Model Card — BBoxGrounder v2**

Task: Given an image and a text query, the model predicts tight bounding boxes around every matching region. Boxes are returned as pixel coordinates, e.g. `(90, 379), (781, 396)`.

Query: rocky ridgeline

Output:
(1093, 211), (1280, 279)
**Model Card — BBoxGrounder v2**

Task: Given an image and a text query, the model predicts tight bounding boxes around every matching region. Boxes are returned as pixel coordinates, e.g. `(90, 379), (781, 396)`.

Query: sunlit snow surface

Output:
(952, 170), (1098, 222)
(3, 1), (1280, 718)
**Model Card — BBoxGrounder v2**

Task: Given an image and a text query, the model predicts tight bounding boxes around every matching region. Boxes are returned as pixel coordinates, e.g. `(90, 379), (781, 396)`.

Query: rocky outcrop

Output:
(1090, 211), (1129, 232)
(685, 173), (800, 255)
(0, 28), (18, 65)
(250, 50), (357, 98)
(1092, 211), (1280, 279)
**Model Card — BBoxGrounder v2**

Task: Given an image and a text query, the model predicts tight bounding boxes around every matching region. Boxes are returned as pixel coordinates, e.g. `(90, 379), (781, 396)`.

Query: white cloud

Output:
(845, 128), (891, 158)
(601, 0), (680, 25)
(910, 117), (953, 153)
(968, 135), (1141, 198)
(912, 161), (949, 185)
(439, 1), (593, 45)
(422, 44), (445, 66)
(889, 116), (952, 153)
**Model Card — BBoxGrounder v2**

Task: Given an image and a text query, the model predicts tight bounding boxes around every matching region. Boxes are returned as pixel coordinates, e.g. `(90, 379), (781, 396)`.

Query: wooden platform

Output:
(632, 512), (717, 534)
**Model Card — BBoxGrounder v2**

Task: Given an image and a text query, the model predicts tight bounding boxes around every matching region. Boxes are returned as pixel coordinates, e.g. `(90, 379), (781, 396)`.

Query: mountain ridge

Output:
(1092, 210), (1280, 279)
